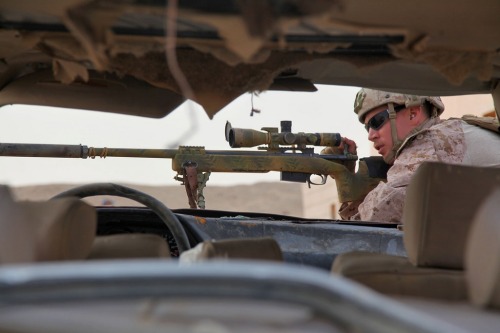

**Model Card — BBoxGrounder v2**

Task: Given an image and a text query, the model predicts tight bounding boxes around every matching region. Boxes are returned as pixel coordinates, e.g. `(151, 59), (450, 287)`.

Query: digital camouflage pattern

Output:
(339, 118), (500, 222)
(354, 88), (445, 122)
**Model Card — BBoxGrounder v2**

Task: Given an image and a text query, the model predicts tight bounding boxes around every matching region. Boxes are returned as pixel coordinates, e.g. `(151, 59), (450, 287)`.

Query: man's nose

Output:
(367, 127), (378, 141)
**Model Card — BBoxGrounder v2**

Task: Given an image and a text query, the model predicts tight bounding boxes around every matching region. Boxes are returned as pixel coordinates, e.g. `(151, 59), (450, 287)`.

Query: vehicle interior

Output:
(0, 1), (499, 332)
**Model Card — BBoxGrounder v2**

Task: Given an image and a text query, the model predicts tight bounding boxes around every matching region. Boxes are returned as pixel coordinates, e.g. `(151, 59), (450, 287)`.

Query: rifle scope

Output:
(225, 121), (342, 148)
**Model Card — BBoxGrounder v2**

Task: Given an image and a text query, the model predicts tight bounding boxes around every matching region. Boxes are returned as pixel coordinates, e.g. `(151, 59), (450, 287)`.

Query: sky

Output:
(0, 85), (369, 187)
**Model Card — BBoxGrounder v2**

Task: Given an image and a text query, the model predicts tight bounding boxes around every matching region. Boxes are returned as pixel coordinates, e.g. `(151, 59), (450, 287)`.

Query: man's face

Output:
(364, 104), (415, 159)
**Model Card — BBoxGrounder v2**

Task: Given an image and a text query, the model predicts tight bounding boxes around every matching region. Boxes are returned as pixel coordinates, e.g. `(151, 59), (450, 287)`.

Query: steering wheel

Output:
(52, 183), (191, 253)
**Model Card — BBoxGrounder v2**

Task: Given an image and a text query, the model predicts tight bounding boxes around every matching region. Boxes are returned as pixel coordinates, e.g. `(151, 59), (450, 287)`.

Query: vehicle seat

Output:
(384, 188), (500, 332)
(466, 188), (500, 308)
(0, 185), (97, 264)
(88, 234), (171, 259)
(332, 162), (500, 300)
(332, 251), (466, 300)
(179, 237), (283, 263)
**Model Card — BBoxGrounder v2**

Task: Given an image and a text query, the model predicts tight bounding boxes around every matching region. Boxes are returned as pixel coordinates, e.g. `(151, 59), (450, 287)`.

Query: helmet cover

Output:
(354, 88), (445, 123)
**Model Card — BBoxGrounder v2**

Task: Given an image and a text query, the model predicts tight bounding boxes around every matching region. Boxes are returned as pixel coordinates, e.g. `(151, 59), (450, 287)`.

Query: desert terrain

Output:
(11, 182), (305, 217)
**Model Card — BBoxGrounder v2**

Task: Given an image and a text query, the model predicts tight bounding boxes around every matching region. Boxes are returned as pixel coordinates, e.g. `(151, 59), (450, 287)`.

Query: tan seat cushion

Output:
(403, 162), (500, 269)
(179, 237), (283, 263)
(465, 188), (500, 308)
(332, 251), (467, 300)
(0, 186), (97, 263)
(88, 234), (171, 259)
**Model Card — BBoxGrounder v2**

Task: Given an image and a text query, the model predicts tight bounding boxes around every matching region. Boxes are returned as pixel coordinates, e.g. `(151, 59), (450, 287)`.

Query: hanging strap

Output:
(183, 162), (199, 209)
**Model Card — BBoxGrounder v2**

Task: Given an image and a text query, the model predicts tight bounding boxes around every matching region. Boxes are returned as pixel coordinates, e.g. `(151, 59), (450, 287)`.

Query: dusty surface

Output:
(11, 182), (303, 217)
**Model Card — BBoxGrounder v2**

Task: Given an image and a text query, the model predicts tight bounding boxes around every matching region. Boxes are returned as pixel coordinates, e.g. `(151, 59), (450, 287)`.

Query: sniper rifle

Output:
(0, 121), (387, 208)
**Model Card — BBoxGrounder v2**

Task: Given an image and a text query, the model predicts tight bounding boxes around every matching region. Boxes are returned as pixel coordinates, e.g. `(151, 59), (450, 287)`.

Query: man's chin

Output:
(381, 152), (395, 165)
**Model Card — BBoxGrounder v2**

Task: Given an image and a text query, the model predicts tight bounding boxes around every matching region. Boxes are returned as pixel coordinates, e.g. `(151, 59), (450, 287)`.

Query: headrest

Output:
(88, 234), (171, 259)
(466, 188), (500, 308)
(403, 162), (500, 269)
(179, 237), (283, 263)
(0, 186), (97, 264)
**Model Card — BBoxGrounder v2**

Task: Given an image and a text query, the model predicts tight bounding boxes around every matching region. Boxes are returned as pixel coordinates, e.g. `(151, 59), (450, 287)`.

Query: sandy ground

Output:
(11, 182), (304, 217)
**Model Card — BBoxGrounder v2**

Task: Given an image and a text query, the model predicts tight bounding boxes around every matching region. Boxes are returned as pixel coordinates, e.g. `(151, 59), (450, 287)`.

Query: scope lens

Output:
(228, 130), (237, 147)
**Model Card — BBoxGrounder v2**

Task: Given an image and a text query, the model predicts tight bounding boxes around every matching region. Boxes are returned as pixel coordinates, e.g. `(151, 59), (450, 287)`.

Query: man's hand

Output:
(321, 137), (357, 173)
(321, 138), (388, 204)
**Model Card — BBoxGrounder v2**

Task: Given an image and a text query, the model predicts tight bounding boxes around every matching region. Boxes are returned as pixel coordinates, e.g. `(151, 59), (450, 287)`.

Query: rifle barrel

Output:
(0, 143), (178, 159)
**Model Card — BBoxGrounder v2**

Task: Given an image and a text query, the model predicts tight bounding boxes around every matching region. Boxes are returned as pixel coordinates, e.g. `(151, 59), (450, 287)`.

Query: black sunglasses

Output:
(364, 105), (406, 132)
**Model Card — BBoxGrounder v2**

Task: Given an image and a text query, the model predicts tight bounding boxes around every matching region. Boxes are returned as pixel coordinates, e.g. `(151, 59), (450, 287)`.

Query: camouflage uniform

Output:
(341, 89), (500, 222)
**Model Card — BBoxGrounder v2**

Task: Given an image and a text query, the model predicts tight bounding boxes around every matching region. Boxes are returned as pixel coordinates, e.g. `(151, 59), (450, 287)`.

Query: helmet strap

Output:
(385, 102), (401, 164)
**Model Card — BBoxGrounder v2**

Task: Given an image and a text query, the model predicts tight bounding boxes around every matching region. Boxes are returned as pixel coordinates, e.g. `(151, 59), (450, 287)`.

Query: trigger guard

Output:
(308, 174), (328, 186)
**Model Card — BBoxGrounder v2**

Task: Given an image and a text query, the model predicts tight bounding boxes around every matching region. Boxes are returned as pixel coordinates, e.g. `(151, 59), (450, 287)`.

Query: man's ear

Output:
(409, 106), (423, 121)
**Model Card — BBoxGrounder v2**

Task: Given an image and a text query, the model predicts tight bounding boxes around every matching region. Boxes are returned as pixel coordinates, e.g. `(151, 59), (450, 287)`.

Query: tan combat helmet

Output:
(353, 88), (445, 164)
(354, 88), (445, 123)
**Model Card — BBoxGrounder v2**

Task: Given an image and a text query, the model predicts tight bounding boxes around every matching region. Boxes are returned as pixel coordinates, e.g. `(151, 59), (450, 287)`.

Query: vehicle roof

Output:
(1, 0), (499, 119)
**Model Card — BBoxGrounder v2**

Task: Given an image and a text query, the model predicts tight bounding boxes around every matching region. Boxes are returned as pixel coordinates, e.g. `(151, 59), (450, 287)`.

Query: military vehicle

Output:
(0, 1), (499, 332)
